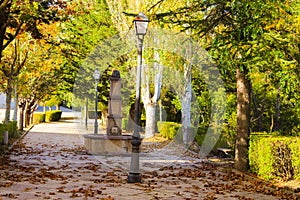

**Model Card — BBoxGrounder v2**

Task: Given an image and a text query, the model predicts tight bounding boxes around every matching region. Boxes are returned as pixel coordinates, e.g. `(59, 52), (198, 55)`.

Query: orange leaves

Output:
(264, 19), (287, 31)
(23, 187), (33, 192)
(0, 181), (13, 188)
(1, 129), (299, 200)
(265, 23), (276, 31)
(37, 22), (60, 38)
(1, 193), (17, 198)
(70, 187), (103, 198)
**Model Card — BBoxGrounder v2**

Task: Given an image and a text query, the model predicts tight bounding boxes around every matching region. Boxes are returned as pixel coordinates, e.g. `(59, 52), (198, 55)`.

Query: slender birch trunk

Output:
(142, 39), (162, 138)
(180, 62), (192, 145)
(180, 38), (193, 145)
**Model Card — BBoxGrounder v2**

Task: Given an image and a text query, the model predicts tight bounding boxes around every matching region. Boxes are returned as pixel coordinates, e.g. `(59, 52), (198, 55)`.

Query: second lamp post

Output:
(94, 68), (100, 134)
(128, 12), (150, 183)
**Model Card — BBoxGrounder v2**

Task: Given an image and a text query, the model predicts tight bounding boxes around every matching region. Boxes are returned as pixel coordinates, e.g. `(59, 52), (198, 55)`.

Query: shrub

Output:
(194, 125), (209, 145)
(122, 118), (128, 130)
(249, 134), (300, 181)
(45, 110), (62, 122)
(88, 111), (101, 119)
(272, 141), (294, 181)
(33, 113), (45, 124)
(0, 121), (19, 143)
(157, 121), (181, 140)
(157, 121), (235, 153)
(195, 124), (235, 153)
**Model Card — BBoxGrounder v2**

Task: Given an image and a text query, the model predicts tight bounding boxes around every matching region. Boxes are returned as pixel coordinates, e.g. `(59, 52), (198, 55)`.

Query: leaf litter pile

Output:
(0, 133), (299, 200)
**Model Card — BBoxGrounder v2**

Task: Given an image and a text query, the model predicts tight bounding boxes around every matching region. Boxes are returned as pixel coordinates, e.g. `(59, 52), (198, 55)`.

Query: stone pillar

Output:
(107, 70), (122, 135)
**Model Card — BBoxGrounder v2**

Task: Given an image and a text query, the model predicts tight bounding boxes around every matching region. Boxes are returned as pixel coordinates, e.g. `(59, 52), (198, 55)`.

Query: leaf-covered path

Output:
(0, 117), (298, 200)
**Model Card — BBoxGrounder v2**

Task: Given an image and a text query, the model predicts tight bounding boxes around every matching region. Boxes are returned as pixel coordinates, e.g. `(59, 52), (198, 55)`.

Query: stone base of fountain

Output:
(83, 134), (134, 154)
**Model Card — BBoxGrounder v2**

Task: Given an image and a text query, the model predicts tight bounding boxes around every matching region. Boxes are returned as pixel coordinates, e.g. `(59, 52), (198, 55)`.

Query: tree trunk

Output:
(180, 38), (193, 145)
(101, 109), (108, 126)
(250, 81), (262, 131)
(18, 108), (24, 131)
(29, 100), (38, 125)
(127, 103), (135, 132)
(235, 67), (250, 172)
(4, 77), (13, 123)
(159, 100), (163, 121)
(181, 88), (192, 144)
(141, 43), (162, 138)
(18, 100), (25, 131)
(85, 98), (88, 129)
(181, 62), (192, 145)
(24, 101), (30, 127)
(144, 103), (157, 138)
(13, 83), (18, 121)
(274, 85), (280, 131)
(23, 98), (37, 127)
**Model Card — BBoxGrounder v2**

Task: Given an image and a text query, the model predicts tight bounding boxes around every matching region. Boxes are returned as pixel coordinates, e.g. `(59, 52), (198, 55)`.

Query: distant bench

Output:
(217, 148), (233, 158)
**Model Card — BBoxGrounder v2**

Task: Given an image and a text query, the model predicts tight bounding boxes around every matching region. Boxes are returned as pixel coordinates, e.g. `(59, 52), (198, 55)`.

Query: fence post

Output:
(3, 131), (8, 145)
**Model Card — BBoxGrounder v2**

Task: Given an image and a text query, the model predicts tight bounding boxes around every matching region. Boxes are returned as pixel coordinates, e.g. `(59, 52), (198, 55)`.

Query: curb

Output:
(8, 125), (34, 151)
(0, 125), (35, 155)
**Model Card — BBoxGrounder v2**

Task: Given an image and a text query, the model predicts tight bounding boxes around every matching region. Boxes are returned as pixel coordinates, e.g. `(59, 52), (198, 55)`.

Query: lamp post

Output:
(94, 68), (100, 134)
(128, 12), (149, 183)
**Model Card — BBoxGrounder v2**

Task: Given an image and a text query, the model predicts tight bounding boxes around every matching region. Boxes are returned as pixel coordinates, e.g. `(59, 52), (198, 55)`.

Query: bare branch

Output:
(14, 50), (28, 76)
(147, 0), (165, 12)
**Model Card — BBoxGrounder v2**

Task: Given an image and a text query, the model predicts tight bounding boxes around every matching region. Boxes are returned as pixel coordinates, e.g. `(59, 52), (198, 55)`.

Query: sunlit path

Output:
(0, 115), (297, 199)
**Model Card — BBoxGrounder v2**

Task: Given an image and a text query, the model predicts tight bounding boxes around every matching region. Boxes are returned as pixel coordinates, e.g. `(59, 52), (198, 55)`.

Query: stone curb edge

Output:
(7, 125), (34, 152)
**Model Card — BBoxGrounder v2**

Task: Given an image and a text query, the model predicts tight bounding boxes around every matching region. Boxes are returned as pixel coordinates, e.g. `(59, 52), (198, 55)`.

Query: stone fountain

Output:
(84, 70), (133, 154)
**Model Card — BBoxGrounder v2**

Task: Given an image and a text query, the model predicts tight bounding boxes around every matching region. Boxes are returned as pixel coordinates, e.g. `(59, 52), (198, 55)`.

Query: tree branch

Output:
(14, 50), (28, 77)
(147, 0), (165, 12)
(0, 0), (10, 12)
(3, 22), (24, 50)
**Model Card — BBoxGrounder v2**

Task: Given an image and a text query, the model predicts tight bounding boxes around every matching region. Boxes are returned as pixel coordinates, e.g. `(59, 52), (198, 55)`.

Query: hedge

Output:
(249, 134), (300, 181)
(33, 113), (45, 124)
(0, 121), (19, 143)
(45, 110), (62, 122)
(122, 118), (128, 130)
(88, 111), (101, 119)
(157, 121), (181, 140)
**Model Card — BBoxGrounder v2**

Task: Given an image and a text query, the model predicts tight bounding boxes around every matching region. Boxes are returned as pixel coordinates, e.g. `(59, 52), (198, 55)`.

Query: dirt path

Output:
(0, 119), (298, 200)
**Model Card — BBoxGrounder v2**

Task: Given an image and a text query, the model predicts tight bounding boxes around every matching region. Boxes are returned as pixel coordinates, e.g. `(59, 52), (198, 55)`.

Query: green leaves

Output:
(154, 0), (299, 135)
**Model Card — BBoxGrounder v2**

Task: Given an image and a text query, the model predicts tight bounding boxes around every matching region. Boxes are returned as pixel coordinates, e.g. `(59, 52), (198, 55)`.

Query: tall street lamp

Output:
(94, 68), (100, 134)
(128, 12), (149, 183)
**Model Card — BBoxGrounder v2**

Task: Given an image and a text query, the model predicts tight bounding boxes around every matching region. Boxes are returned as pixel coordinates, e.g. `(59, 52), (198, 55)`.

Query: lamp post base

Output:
(127, 172), (142, 183)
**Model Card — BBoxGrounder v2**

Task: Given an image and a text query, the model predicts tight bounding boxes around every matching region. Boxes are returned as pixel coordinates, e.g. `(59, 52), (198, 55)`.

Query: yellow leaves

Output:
(32, 1), (39, 10)
(265, 23), (276, 30)
(276, 18), (285, 30)
(264, 18), (286, 31)
(38, 22), (60, 38)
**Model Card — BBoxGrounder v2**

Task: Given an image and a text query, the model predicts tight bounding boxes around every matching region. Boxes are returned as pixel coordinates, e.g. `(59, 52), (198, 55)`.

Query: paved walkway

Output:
(0, 114), (298, 200)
